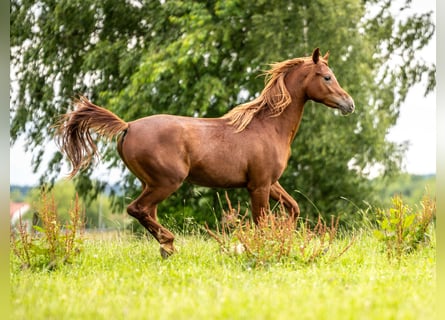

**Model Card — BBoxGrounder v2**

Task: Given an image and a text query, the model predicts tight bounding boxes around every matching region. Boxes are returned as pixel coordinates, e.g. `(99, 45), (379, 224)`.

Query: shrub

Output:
(10, 189), (85, 270)
(374, 192), (436, 260)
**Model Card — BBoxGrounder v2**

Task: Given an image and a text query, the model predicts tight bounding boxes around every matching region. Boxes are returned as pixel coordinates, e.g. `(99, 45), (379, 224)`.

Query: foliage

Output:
(25, 181), (77, 224)
(374, 193), (436, 260)
(10, 190), (85, 270)
(373, 173), (436, 207)
(206, 193), (354, 267)
(9, 185), (31, 202)
(10, 0), (435, 223)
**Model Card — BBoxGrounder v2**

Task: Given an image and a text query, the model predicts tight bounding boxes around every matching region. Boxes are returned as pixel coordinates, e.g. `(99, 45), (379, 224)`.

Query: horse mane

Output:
(222, 57), (310, 132)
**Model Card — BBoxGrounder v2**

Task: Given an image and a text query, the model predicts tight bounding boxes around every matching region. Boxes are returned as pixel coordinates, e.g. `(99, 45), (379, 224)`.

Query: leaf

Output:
(403, 214), (416, 229)
(373, 229), (384, 240)
(32, 225), (45, 233)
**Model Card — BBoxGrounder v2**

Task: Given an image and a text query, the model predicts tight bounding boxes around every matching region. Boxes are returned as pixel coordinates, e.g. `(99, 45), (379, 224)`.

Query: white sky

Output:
(385, 0), (436, 175)
(9, 0), (436, 186)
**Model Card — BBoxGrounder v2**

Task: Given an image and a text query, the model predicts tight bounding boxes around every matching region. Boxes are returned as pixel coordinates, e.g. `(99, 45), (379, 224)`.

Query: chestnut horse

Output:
(56, 48), (354, 258)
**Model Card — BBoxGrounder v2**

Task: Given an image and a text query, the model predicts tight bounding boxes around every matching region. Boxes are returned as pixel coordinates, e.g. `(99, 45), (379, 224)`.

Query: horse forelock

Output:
(223, 57), (311, 132)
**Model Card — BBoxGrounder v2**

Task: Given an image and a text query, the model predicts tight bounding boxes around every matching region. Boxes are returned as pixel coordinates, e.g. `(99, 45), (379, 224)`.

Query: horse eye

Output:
(324, 75), (331, 81)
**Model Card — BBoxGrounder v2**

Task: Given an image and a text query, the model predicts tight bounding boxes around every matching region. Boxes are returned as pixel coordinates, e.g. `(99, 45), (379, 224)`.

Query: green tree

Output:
(374, 173), (436, 207)
(10, 187), (26, 202)
(10, 0), (435, 224)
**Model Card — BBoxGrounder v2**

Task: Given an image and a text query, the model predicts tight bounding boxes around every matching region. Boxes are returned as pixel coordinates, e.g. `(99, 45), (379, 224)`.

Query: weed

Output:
(296, 215), (355, 263)
(10, 189), (85, 270)
(374, 192), (436, 260)
(206, 192), (355, 267)
(11, 213), (33, 270)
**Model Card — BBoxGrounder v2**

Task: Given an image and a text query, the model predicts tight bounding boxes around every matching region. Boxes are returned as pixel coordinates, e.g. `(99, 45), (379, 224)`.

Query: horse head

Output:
(299, 48), (355, 115)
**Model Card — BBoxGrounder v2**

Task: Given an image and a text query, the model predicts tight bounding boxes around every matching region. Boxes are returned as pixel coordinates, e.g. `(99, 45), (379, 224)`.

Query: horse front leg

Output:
(248, 185), (271, 224)
(270, 181), (300, 221)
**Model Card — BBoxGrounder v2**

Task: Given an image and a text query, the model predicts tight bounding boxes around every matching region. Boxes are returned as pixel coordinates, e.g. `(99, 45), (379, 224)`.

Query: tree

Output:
(10, 0), (435, 224)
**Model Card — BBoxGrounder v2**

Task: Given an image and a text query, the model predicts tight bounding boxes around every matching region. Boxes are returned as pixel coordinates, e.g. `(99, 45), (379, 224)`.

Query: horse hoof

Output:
(160, 245), (175, 259)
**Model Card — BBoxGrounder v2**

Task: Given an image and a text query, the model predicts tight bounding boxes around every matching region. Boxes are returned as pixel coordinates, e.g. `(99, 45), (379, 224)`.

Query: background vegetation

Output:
(10, 0), (435, 225)
(10, 172), (435, 234)
(11, 181), (128, 231)
(374, 173), (436, 207)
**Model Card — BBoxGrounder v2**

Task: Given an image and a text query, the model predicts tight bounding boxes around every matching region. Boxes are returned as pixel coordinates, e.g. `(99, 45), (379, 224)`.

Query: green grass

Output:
(11, 231), (435, 320)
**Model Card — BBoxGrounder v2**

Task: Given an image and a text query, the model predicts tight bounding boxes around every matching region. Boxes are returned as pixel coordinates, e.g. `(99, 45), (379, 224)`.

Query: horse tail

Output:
(55, 96), (129, 178)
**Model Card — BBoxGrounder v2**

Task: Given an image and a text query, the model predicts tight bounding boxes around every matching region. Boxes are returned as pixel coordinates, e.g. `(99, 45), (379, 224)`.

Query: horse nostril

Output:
(346, 97), (355, 113)
(350, 101), (355, 113)
(340, 98), (355, 116)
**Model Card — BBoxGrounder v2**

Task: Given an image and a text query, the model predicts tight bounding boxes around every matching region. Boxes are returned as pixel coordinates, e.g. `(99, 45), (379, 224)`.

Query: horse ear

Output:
(312, 48), (320, 64)
(323, 51), (330, 61)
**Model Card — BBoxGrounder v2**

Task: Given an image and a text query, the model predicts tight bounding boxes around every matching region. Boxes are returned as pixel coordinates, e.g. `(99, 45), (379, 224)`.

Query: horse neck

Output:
(268, 64), (310, 144)
(267, 93), (307, 145)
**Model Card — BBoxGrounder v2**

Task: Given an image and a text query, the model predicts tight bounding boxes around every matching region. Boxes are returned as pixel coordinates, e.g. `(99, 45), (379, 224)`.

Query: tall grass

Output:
(10, 189), (85, 270)
(206, 192), (355, 267)
(205, 191), (435, 267)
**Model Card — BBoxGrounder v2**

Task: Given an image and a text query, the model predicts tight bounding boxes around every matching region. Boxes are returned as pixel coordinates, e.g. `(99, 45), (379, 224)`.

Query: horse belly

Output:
(186, 156), (248, 188)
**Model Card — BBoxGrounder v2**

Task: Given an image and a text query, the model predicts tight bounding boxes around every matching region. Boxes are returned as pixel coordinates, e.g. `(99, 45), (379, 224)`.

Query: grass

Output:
(10, 192), (436, 319)
(10, 230), (435, 320)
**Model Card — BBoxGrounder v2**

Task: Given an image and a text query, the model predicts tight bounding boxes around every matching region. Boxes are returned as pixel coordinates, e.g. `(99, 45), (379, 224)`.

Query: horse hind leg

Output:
(270, 181), (300, 221)
(127, 185), (179, 258)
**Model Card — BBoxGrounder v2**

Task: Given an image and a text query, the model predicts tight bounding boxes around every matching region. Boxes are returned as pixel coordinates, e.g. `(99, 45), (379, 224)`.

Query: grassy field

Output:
(10, 229), (435, 320)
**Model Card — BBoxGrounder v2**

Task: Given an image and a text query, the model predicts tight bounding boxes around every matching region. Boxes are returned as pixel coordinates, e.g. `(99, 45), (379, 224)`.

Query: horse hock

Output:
(127, 202), (176, 258)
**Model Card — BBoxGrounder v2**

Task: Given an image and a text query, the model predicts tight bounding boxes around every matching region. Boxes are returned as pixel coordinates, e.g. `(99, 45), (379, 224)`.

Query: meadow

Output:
(11, 228), (435, 320)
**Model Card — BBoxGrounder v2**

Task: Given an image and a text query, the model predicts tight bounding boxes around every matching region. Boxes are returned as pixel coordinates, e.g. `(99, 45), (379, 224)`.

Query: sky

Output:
(9, 0), (436, 186)
(384, 0), (436, 176)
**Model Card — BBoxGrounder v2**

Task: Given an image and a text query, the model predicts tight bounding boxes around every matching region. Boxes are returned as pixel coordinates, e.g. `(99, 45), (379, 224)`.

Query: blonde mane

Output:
(222, 57), (310, 132)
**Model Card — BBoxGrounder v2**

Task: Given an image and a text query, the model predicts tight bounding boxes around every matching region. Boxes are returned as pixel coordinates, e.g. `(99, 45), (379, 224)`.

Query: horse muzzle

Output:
(338, 96), (355, 116)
